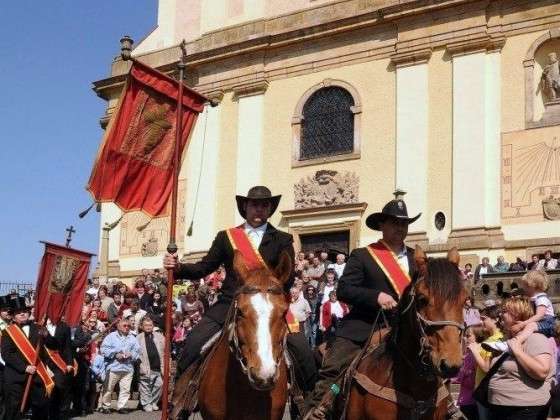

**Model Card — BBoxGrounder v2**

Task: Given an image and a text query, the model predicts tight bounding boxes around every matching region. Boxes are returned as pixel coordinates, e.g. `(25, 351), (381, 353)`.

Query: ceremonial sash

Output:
(226, 226), (268, 270)
(366, 240), (411, 297)
(45, 348), (78, 376)
(5, 324), (54, 395)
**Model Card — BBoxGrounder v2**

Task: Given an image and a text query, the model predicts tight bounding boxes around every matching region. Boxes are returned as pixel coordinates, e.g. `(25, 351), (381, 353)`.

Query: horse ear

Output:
(414, 245), (428, 276)
(233, 250), (250, 284)
(447, 247), (460, 266)
(274, 251), (293, 285)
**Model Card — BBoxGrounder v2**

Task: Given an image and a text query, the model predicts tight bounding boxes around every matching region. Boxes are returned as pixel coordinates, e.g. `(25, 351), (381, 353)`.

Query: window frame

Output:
(292, 79), (362, 168)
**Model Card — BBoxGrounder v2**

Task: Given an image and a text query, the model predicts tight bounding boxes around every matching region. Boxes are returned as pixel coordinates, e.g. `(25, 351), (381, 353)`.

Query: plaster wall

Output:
(396, 63), (429, 234)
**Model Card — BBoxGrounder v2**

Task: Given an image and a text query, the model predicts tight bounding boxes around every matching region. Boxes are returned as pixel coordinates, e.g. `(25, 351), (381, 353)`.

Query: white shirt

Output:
(532, 292), (555, 317)
(328, 263), (346, 279)
(330, 301), (345, 319)
(46, 320), (56, 337)
(321, 284), (336, 304)
(22, 324), (30, 338)
(289, 298), (311, 322)
(539, 258), (558, 270)
(244, 222), (268, 248)
(86, 286), (100, 297)
(395, 246), (410, 274)
(479, 266), (488, 275)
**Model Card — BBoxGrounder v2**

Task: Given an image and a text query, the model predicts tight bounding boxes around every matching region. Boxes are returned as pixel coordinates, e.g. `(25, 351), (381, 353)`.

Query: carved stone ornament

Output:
(294, 170), (359, 209)
(543, 196), (560, 220)
(141, 235), (159, 257)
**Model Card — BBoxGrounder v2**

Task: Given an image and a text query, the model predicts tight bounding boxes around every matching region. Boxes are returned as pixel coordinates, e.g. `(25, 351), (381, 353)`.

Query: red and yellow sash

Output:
(367, 240), (411, 297)
(226, 226), (269, 271)
(226, 226), (301, 332)
(5, 324), (54, 395)
(45, 348), (78, 376)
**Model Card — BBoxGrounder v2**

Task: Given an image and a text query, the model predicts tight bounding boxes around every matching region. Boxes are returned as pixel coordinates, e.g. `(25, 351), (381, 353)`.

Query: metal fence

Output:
(0, 282), (34, 296)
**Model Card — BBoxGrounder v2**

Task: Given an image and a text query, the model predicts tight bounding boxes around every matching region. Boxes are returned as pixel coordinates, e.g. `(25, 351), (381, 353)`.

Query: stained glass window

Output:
(300, 87), (355, 160)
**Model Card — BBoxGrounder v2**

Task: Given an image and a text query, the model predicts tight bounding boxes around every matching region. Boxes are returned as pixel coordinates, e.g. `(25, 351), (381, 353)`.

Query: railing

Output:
(474, 270), (560, 305)
(0, 282), (34, 296)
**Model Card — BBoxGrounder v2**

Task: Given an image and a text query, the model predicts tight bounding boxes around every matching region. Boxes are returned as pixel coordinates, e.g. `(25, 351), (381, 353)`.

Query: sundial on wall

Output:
(502, 127), (560, 224)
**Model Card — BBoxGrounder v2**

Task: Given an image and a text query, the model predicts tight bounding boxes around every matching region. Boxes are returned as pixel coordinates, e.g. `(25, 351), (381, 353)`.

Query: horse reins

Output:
(398, 276), (465, 373)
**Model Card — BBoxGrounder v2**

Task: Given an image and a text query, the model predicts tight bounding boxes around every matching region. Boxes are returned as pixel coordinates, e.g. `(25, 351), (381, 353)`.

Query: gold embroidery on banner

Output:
(49, 255), (79, 294)
(119, 90), (177, 169)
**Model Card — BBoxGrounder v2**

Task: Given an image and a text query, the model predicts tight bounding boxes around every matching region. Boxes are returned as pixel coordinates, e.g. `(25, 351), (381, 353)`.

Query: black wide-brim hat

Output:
(365, 197), (421, 231)
(10, 296), (30, 314)
(235, 186), (281, 220)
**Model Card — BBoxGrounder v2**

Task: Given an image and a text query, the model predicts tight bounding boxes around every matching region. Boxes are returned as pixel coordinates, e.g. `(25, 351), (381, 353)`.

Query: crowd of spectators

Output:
(455, 269), (560, 419)
(290, 250), (349, 348)
(461, 250), (559, 283)
(48, 266), (224, 415)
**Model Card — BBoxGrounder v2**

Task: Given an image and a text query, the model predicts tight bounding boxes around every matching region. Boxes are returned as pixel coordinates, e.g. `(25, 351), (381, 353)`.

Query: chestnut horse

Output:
(195, 251), (292, 419)
(344, 246), (467, 420)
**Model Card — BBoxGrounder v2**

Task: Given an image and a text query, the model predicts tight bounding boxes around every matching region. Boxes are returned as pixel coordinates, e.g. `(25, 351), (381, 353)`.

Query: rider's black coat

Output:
(336, 245), (416, 343)
(174, 223), (294, 321)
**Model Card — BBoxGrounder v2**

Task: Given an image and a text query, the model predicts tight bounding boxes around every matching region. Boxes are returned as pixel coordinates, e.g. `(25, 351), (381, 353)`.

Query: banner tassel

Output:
(137, 218), (152, 232)
(78, 202), (97, 219)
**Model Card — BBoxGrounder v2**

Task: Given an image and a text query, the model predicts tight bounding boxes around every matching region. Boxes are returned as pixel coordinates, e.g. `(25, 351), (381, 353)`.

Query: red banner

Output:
(87, 60), (207, 217)
(34, 242), (94, 327)
(366, 240), (411, 297)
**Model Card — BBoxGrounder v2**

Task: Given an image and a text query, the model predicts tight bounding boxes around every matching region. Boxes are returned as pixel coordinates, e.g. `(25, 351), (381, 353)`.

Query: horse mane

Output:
(422, 257), (463, 305)
(387, 257), (463, 346)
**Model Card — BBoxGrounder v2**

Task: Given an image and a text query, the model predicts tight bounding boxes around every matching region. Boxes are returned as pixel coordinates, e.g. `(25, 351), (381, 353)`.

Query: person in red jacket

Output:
(319, 291), (349, 342)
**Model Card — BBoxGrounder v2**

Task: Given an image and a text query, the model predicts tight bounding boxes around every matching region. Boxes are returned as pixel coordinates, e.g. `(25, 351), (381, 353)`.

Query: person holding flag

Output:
(304, 191), (421, 419)
(1, 297), (53, 420)
(164, 186), (318, 394)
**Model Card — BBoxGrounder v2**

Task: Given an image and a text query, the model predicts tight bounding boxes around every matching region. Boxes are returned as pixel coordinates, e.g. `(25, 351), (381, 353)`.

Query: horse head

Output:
(401, 246), (467, 379)
(229, 250), (292, 391)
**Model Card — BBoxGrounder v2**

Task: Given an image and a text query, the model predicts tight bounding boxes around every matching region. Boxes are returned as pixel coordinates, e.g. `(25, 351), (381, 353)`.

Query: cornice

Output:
(390, 48), (432, 68)
(231, 80), (269, 101)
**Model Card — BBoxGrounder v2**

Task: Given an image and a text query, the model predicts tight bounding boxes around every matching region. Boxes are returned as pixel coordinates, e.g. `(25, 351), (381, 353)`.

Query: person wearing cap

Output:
(164, 186), (318, 393)
(304, 191), (420, 419)
(0, 295), (13, 420)
(1, 297), (51, 420)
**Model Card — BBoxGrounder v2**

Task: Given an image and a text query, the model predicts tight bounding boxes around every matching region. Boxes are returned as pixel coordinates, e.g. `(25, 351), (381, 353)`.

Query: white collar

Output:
(244, 222), (268, 233)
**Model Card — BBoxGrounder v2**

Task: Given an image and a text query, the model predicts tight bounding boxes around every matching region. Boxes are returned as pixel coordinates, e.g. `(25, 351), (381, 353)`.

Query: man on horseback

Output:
(163, 186), (317, 395)
(304, 191), (420, 419)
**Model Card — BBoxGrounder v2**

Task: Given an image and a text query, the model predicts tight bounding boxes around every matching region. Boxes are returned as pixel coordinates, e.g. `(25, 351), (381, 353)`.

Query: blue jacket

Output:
(100, 331), (140, 373)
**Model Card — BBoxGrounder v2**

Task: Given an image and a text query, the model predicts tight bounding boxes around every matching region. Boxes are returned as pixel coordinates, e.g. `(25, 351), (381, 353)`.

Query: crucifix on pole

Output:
(65, 225), (76, 248)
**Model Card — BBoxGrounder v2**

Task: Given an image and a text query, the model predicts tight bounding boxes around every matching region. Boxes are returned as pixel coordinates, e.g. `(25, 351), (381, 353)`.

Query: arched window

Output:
(301, 87), (354, 160)
(292, 79), (361, 167)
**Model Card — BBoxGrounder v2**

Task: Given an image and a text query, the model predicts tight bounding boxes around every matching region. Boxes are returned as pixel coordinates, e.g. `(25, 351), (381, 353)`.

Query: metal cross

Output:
(65, 225), (76, 248)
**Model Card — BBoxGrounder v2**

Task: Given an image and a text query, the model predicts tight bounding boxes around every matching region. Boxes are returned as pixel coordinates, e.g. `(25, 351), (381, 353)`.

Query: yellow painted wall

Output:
(260, 59), (396, 243)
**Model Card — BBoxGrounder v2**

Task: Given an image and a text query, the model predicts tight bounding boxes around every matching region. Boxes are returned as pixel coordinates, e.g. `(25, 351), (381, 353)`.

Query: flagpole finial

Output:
(393, 189), (406, 200)
(120, 36), (134, 61)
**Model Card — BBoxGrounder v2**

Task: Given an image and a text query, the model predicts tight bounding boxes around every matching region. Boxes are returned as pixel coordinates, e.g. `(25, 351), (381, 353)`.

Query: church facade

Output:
(92, 0), (560, 285)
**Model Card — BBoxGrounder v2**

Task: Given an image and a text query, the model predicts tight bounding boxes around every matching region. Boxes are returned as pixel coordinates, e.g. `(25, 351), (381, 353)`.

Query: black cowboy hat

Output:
(235, 186), (281, 220)
(0, 295), (11, 311)
(10, 296), (29, 314)
(365, 191), (421, 231)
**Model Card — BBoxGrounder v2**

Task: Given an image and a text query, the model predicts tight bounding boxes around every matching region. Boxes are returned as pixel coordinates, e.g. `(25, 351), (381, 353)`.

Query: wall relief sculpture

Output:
(543, 196), (560, 220)
(294, 169), (359, 208)
(502, 127), (560, 224)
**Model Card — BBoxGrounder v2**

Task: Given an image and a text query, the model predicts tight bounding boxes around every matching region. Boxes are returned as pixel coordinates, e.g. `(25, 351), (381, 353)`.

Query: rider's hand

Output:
(66, 365), (73, 373)
(377, 292), (397, 311)
(25, 365), (37, 374)
(163, 253), (178, 270)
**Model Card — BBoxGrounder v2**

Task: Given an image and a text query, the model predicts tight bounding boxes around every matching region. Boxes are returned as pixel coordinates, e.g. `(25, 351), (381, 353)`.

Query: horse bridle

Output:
(399, 276), (465, 373)
(227, 287), (287, 385)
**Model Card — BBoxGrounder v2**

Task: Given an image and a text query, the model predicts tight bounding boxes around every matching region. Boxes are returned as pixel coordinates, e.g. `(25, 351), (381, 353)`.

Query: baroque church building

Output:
(92, 0), (560, 300)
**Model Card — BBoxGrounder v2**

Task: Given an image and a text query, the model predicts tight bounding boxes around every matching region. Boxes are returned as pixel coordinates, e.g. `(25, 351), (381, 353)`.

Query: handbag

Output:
(473, 352), (509, 407)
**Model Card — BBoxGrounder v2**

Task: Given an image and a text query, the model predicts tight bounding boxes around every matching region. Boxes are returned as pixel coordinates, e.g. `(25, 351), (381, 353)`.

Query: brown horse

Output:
(344, 246), (467, 420)
(195, 250), (292, 419)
